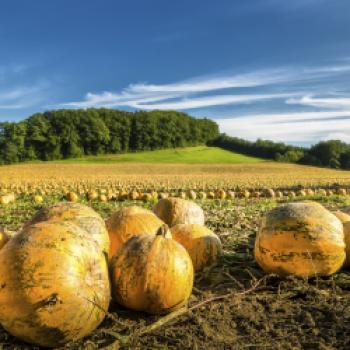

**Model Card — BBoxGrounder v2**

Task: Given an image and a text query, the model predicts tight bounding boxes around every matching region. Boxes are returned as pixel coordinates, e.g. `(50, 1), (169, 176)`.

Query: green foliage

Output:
(208, 134), (306, 162)
(303, 140), (350, 169)
(210, 134), (350, 170)
(0, 109), (219, 164)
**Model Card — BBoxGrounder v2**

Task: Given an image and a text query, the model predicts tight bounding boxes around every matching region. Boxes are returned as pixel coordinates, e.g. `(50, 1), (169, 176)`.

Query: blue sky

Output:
(0, 0), (349, 145)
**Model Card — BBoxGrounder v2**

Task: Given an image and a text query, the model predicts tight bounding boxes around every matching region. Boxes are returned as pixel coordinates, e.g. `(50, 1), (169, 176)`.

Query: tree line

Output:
(209, 134), (350, 170)
(0, 109), (219, 164)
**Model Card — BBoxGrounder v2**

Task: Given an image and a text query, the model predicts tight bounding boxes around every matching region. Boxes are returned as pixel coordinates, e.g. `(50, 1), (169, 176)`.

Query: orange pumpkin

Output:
(255, 202), (345, 278)
(333, 210), (350, 267)
(106, 206), (164, 260)
(111, 225), (193, 314)
(66, 191), (78, 202)
(23, 202), (109, 254)
(0, 231), (9, 250)
(0, 221), (110, 347)
(153, 198), (204, 227)
(170, 224), (222, 271)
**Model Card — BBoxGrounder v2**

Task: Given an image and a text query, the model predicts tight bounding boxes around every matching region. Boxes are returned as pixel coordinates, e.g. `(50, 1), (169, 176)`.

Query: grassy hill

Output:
(53, 146), (264, 164)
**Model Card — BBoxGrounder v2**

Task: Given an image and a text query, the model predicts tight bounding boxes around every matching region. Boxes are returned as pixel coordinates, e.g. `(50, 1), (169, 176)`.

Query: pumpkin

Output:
(129, 191), (140, 200)
(227, 191), (235, 200)
(153, 198), (205, 227)
(255, 202), (345, 278)
(239, 190), (250, 199)
(23, 202), (109, 254)
(188, 190), (197, 200)
(170, 224), (222, 271)
(99, 194), (108, 202)
(265, 189), (275, 198)
(217, 190), (226, 200)
(297, 190), (306, 197)
(159, 192), (169, 199)
(288, 191), (296, 198)
(111, 225), (193, 314)
(305, 189), (314, 196)
(0, 221), (110, 347)
(326, 189), (333, 196)
(275, 191), (283, 198)
(333, 211), (350, 267)
(0, 231), (9, 250)
(318, 189), (327, 196)
(33, 195), (44, 204)
(87, 190), (98, 200)
(142, 193), (153, 202)
(0, 194), (15, 205)
(66, 191), (78, 202)
(207, 191), (215, 199)
(337, 188), (347, 196)
(106, 206), (164, 259)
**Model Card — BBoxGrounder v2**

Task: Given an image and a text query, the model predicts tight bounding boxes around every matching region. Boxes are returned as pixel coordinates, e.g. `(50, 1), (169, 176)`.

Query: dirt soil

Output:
(1, 199), (350, 349)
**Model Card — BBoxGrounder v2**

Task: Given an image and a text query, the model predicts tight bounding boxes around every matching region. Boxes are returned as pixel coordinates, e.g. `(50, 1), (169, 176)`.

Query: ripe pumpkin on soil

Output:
(0, 221), (110, 347)
(333, 211), (350, 267)
(111, 225), (193, 314)
(23, 202), (110, 254)
(0, 231), (9, 250)
(153, 197), (205, 227)
(255, 202), (345, 278)
(106, 206), (164, 260)
(170, 224), (222, 271)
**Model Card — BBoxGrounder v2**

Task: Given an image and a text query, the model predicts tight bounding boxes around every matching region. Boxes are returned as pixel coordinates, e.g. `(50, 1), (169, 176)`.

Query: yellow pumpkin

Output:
(255, 202), (345, 278)
(198, 191), (207, 200)
(170, 224), (222, 271)
(111, 226), (193, 314)
(318, 189), (327, 196)
(153, 198), (205, 227)
(227, 190), (235, 200)
(23, 202), (110, 254)
(0, 221), (110, 347)
(66, 191), (78, 202)
(0, 231), (9, 250)
(265, 189), (275, 198)
(33, 195), (44, 204)
(106, 206), (164, 260)
(0, 194), (15, 205)
(333, 210), (350, 267)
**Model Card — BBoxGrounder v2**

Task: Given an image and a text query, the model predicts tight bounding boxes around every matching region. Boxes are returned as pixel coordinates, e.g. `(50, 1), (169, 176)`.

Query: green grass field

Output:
(52, 146), (264, 164)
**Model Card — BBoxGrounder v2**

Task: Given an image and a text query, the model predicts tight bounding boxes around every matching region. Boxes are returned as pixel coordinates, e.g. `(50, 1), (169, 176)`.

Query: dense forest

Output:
(0, 109), (219, 164)
(209, 134), (350, 170)
(1, 108), (350, 170)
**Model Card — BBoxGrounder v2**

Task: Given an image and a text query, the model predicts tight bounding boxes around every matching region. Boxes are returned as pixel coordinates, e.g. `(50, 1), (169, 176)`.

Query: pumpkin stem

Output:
(156, 224), (169, 237)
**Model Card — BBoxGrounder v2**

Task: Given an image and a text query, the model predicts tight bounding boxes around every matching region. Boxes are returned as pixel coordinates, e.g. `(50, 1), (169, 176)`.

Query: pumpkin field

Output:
(1, 155), (350, 349)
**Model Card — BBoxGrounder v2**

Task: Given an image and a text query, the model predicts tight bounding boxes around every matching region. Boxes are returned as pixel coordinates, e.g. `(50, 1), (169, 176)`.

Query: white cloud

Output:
(217, 110), (350, 144)
(62, 68), (293, 109)
(0, 84), (49, 110)
(61, 62), (350, 111)
(286, 95), (350, 109)
(128, 69), (291, 93)
(133, 93), (294, 110)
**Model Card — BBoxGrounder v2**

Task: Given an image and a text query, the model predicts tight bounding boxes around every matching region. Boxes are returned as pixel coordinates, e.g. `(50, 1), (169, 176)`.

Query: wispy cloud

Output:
(132, 93), (295, 110)
(217, 110), (350, 144)
(0, 63), (53, 113)
(61, 63), (350, 110)
(0, 82), (49, 110)
(286, 95), (350, 109)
